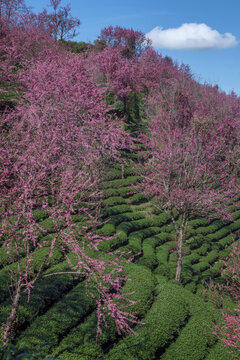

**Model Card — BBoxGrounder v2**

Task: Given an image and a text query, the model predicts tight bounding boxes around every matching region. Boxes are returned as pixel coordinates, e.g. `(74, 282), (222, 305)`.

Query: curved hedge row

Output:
(51, 263), (157, 359)
(105, 283), (189, 360)
(161, 290), (218, 360)
(0, 260), (78, 327)
(0, 245), (64, 302)
(16, 281), (95, 351)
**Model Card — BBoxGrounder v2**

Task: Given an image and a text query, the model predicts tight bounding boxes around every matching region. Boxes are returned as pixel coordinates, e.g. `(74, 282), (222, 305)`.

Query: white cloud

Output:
(146, 23), (238, 50)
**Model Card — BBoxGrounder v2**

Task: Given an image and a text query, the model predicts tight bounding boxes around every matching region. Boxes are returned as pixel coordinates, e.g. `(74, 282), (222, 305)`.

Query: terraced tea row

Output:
(0, 162), (237, 359)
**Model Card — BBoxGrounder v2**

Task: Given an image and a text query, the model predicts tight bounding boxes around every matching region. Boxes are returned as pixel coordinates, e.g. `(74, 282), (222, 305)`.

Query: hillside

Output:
(0, 2), (240, 359)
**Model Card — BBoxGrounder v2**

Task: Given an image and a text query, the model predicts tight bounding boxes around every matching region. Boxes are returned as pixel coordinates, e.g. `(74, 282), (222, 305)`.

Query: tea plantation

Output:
(0, 157), (238, 359)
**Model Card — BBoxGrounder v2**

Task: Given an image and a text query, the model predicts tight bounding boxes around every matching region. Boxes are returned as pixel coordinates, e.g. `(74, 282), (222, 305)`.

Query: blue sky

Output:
(26, 0), (240, 95)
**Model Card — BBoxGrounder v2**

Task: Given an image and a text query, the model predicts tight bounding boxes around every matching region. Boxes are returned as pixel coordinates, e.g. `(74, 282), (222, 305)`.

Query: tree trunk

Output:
(121, 164), (125, 179)
(175, 228), (183, 282)
(2, 284), (21, 347)
(173, 213), (187, 283)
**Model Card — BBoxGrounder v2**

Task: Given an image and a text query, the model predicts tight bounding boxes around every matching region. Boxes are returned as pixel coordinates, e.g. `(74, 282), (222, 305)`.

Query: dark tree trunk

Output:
(2, 284), (21, 347)
(175, 228), (183, 282)
(171, 211), (187, 283)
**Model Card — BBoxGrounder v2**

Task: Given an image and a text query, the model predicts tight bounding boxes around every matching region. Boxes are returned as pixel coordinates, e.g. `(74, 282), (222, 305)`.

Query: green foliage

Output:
(103, 166), (137, 181)
(192, 261), (210, 273)
(16, 282), (94, 351)
(205, 340), (232, 360)
(109, 211), (145, 226)
(197, 243), (211, 256)
(0, 262), (77, 326)
(123, 263), (157, 317)
(59, 40), (90, 53)
(102, 186), (133, 198)
(103, 196), (126, 207)
(105, 283), (189, 360)
(97, 223), (115, 235)
(101, 176), (142, 190)
(161, 290), (217, 360)
(204, 250), (219, 264)
(32, 210), (48, 222)
(51, 264), (156, 358)
(127, 193), (148, 205)
(0, 344), (55, 360)
(102, 204), (131, 217)
(136, 237), (159, 270)
(38, 218), (55, 232)
(0, 245), (64, 302)
(184, 252), (200, 265)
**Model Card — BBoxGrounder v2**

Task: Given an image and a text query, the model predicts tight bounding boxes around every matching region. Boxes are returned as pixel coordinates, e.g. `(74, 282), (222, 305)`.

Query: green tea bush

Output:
(205, 340), (232, 360)
(229, 217), (240, 231)
(102, 186), (133, 198)
(137, 241), (158, 270)
(188, 218), (209, 228)
(98, 231), (128, 251)
(156, 242), (175, 265)
(51, 263), (156, 358)
(127, 193), (148, 204)
(204, 250), (219, 265)
(128, 233), (143, 252)
(101, 176), (142, 190)
(146, 232), (173, 246)
(205, 219), (240, 242)
(51, 313), (105, 359)
(105, 283), (189, 360)
(150, 212), (172, 227)
(184, 281), (197, 293)
(0, 261), (77, 326)
(181, 264), (194, 284)
(197, 243), (211, 256)
(0, 233), (59, 270)
(103, 167), (137, 181)
(217, 235), (234, 249)
(218, 247), (232, 259)
(128, 227), (163, 253)
(32, 209), (48, 222)
(103, 196), (126, 207)
(102, 204), (131, 217)
(187, 234), (205, 250)
(192, 261), (210, 273)
(195, 220), (224, 235)
(123, 263), (157, 317)
(39, 218), (55, 231)
(16, 281), (94, 351)
(117, 221), (135, 234)
(0, 344), (55, 360)
(231, 209), (240, 220)
(97, 223), (115, 235)
(109, 211), (145, 226)
(154, 263), (172, 278)
(206, 261), (223, 278)
(184, 252), (200, 265)
(0, 246), (64, 302)
(161, 291), (217, 360)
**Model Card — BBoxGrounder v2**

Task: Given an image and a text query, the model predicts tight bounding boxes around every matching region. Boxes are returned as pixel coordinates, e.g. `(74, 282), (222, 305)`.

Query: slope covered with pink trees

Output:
(136, 76), (240, 282)
(0, 12), (136, 346)
(0, 2), (240, 356)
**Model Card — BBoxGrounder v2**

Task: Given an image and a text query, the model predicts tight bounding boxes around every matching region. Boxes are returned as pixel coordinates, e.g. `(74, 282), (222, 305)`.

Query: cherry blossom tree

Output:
(39, 0), (81, 41)
(206, 241), (240, 358)
(0, 49), (134, 346)
(98, 25), (150, 58)
(0, 0), (28, 24)
(216, 241), (240, 358)
(137, 78), (240, 282)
